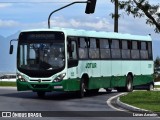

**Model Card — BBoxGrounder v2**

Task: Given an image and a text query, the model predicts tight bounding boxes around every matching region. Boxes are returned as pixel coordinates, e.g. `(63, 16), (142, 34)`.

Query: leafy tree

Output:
(154, 56), (160, 68)
(111, 0), (160, 33)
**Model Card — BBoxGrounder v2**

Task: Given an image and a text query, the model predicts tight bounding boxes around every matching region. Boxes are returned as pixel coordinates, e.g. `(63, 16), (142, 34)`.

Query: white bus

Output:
(10, 28), (154, 98)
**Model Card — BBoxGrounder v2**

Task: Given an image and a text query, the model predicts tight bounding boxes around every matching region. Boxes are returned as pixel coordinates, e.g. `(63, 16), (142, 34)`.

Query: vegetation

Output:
(0, 82), (16, 86)
(111, 0), (160, 33)
(120, 91), (160, 112)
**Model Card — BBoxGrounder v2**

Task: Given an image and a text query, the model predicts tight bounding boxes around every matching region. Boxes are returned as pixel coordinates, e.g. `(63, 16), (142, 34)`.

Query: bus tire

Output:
(125, 75), (133, 92)
(37, 92), (45, 98)
(117, 75), (133, 92)
(86, 89), (99, 94)
(147, 83), (154, 91)
(77, 78), (85, 98)
(105, 88), (112, 92)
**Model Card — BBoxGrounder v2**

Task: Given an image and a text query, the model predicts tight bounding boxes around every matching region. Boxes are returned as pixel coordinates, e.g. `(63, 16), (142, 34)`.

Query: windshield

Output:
(17, 31), (65, 77)
(18, 43), (64, 70)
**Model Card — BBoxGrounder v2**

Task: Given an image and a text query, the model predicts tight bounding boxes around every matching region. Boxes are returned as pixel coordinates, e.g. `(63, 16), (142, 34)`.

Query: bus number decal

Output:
(85, 63), (97, 68)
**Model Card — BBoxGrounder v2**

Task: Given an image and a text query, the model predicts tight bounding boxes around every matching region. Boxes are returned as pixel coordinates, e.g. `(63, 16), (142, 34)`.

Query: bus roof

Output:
(21, 28), (152, 41)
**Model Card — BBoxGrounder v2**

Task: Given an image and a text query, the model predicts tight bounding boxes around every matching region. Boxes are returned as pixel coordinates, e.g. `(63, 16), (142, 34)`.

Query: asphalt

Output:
(0, 87), (159, 120)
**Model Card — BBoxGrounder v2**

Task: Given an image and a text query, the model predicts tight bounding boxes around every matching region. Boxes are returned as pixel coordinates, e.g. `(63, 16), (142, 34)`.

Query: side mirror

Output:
(9, 45), (13, 54)
(9, 39), (18, 54)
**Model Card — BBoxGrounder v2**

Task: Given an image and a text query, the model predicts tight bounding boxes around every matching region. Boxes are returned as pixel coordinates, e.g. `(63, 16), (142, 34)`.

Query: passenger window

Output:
(111, 40), (121, 59)
(67, 39), (77, 60)
(131, 41), (140, 59)
(140, 41), (148, 59)
(89, 38), (99, 59)
(148, 42), (152, 60)
(100, 39), (110, 59)
(78, 38), (88, 59)
(122, 40), (130, 59)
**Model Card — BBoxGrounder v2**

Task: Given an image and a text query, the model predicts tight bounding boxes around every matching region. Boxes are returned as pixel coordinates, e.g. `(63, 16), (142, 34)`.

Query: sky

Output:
(0, 0), (160, 72)
(0, 0), (159, 40)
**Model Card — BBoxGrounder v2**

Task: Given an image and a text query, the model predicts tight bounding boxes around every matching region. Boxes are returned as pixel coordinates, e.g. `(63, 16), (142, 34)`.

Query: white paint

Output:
(106, 93), (126, 111)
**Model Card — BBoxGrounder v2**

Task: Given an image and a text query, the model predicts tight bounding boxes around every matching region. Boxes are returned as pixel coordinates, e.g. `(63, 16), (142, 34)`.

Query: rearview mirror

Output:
(9, 39), (18, 54)
(9, 45), (13, 54)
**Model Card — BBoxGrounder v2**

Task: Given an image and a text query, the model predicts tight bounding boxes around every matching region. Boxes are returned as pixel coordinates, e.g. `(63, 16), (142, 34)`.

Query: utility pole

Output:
(114, 0), (118, 32)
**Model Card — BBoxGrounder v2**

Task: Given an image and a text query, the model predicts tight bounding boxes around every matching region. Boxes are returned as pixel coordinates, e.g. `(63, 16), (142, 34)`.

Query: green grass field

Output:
(0, 82), (16, 86)
(120, 91), (160, 112)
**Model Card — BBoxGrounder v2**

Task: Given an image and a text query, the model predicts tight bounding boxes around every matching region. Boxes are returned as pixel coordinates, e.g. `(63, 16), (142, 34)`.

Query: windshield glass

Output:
(17, 31), (65, 77)
(18, 43), (64, 70)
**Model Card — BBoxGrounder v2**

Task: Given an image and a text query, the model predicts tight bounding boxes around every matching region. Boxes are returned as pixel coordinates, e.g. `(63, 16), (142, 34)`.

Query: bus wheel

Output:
(125, 75), (133, 92)
(77, 79), (85, 98)
(105, 88), (112, 92)
(117, 75), (133, 92)
(86, 89), (99, 94)
(147, 83), (154, 91)
(37, 92), (45, 98)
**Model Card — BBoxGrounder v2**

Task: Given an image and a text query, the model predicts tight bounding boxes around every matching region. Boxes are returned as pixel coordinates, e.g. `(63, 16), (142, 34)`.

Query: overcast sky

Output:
(0, 0), (160, 41)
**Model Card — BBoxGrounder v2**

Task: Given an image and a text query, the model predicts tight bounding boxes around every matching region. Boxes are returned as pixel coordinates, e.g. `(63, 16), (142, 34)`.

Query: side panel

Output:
(122, 61), (141, 75)
(111, 61), (123, 87)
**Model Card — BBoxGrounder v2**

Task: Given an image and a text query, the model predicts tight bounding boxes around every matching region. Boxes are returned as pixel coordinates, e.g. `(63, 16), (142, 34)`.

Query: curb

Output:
(116, 94), (149, 112)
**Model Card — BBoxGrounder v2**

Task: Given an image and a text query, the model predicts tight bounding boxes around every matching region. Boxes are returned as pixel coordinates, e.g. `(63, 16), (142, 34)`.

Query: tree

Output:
(154, 56), (160, 68)
(111, 0), (160, 33)
(111, 0), (119, 32)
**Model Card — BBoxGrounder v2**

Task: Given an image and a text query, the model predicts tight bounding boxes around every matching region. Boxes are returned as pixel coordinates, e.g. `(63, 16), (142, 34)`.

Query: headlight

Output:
(17, 73), (27, 82)
(53, 73), (66, 82)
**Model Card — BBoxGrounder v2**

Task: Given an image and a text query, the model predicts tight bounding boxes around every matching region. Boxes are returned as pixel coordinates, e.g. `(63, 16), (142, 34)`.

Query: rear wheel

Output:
(105, 88), (112, 92)
(86, 89), (99, 94)
(125, 75), (133, 92)
(147, 83), (154, 91)
(37, 92), (45, 98)
(117, 75), (133, 92)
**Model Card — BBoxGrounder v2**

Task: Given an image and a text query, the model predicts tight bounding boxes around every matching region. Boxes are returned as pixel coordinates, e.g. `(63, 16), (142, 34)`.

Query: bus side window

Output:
(78, 38), (88, 59)
(140, 41), (148, 59)
(89, 38), (99, 59)
(131, 41), (140, 59)
(100, 39), (111, 59)
(67, 38), (77, 60)
(148, 42), (152, 60)
(122, 40), (130, 59)
(111, 40), (121, 59)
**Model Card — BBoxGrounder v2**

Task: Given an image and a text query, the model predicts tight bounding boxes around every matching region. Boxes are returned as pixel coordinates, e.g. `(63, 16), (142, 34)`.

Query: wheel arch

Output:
(127, 72), (134, 80)
(81, 73), (89, 89)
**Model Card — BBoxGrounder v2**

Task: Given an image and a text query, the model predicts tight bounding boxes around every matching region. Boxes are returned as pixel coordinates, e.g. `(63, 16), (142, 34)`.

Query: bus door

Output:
(67, 37), (78, 79)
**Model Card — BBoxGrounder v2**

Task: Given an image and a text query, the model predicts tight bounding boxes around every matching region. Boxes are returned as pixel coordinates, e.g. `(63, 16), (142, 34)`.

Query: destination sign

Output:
(28, 34), (55, 40)
(19, 31), (64, 42)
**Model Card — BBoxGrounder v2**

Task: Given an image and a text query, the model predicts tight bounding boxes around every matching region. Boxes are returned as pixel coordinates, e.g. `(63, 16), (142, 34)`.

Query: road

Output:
(0, 87), (159, 120)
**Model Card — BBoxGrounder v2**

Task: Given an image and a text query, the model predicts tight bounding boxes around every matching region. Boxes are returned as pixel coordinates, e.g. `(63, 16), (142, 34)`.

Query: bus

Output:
(9, 28), (154, 98)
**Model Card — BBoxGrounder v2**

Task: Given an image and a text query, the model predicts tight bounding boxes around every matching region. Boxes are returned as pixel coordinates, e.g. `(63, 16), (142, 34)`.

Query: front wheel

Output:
(77, 79), (85, 98)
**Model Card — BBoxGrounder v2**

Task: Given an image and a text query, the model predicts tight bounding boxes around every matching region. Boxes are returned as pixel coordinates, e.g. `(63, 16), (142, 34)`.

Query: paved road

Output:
(0, 87), (159, 120)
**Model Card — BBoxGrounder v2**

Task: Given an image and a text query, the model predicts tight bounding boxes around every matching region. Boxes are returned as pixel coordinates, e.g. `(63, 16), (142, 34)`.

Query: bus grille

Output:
(30, 80), (51, 82)
(31, 84), (49, 89)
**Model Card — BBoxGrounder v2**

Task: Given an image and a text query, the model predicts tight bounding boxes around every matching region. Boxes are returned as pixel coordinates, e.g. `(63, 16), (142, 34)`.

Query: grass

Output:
(154, 76), (160, 82)
(120, 91), (160, 112)
(155, 85), (160, 88)
(0, 81), (16, 86)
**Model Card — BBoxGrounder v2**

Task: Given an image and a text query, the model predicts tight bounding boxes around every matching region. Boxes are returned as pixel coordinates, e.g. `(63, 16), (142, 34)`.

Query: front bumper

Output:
(16, 79), (80, 92)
